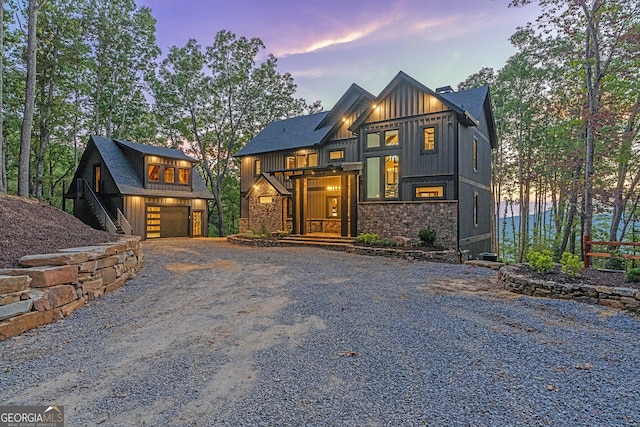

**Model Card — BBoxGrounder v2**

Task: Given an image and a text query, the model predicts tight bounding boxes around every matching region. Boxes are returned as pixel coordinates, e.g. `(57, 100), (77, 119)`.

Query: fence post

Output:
(583, 235), (591, 268)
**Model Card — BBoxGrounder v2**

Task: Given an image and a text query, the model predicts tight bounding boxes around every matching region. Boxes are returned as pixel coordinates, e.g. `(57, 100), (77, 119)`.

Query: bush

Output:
(357, 233), (379, 245)
(526, 249), (555, 274)
(605, 249), (626, 270)
(625, 268), (640, 283)
(560, 252), (581, 277)
(418, 226), (436, 246)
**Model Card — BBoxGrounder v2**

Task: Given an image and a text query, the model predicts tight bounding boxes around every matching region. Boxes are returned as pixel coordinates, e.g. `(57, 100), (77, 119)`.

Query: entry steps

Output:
(280, 235), (356, 251)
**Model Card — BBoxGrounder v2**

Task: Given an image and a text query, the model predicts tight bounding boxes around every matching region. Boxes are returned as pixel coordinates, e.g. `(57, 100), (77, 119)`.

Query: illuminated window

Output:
(178, 168), (190, 184)
(329, 150), (344, 160)
(308, 153), (318, 167)
(255, 159), (261, 175)
(423, 127), (436, 151)
(415, 186), (444, 199)
(164, 167), (175, 183)
(148, 165), (160, 181)
(473, 137), (478, 172)
(384, 129), (399, 146)
(146, 206), (161, 238)
(296, 154), (306, 168)
(366, 157), (380, 199)
(286, 156), (295, 169)
(366, 132), (380, 149)
(473, 192), (479, 227)
(384, 155), (399, 198)
(192, 211), (202, 236)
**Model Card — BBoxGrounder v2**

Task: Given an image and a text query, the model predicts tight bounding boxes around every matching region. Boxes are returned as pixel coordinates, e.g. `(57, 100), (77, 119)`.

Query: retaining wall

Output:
(0, 236), (143, 340)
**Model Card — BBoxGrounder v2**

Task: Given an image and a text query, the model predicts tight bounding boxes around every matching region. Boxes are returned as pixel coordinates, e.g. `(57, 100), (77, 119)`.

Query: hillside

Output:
(0, 195), (118, 268)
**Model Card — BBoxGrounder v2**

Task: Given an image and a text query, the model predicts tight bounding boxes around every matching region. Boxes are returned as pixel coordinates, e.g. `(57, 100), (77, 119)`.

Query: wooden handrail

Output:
(583, 234), (640, 268)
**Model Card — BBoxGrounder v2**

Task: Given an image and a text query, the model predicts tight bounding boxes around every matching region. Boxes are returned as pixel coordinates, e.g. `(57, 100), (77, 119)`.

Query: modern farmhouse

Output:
(65, 136), (213, 239)
(235, 72), (497, 257)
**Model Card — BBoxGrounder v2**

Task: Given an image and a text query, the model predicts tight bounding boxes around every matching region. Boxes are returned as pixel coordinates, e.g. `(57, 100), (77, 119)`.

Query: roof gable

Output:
(113, 138), (197, 162)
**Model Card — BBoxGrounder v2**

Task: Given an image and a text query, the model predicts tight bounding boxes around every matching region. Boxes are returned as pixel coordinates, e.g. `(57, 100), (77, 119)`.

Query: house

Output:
(65, 136), (213, 239)
(235, 72), (497, 257)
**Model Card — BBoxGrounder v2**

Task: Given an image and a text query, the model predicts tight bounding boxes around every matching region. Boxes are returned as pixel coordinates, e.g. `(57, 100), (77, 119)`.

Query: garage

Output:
(146, 206), (190, 238)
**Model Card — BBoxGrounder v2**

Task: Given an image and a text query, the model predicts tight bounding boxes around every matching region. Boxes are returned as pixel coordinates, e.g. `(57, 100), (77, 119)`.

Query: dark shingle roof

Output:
(91, 136), (213, 199)
(235, 112), (332, 157)
(439, 86), (489, 123)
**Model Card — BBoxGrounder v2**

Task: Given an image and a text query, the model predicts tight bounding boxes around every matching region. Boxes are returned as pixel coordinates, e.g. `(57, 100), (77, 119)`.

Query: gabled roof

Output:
(440, 86), (497, 149)
(244, 173), (291, 198)
(68, 136), (213, 199)
(234, 112), (331, 157)
(235, 84), (375, 158)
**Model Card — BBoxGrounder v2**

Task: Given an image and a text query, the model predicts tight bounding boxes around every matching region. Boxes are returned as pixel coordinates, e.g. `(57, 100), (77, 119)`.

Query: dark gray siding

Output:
(124, 196), (208, 239)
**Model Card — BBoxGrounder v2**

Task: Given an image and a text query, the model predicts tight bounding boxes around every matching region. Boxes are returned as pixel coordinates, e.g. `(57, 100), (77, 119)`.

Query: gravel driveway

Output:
(1, 238), (639, 426)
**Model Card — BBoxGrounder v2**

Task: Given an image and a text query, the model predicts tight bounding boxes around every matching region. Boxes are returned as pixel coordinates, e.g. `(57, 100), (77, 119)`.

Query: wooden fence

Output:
(583, 235), (640, 268)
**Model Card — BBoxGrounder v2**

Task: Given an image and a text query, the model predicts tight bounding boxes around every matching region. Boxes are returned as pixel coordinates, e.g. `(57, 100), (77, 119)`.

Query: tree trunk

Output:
(559, 164), (582, 255)
(0, 0), (5, 193)
(18, 0), (41, 197)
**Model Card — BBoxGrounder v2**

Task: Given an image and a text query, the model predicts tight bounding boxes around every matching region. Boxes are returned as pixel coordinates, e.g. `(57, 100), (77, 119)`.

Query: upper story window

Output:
(254, 159), (261, 176)
(329, 150), (344, 160)
(164, 167), (175, 183)
(308, 153), (318, 167)
(148, 165), (160, 181)
(178, 168), (190, 185)
(286, 156), (295, 169)
(385, 129), (399, 146)
(473, 137), (478, 172)
(296, 154), (307, 168)
(384, 155), (399, 198)
(415, 185), (444, 199)
(366, 132), (380, 149)
(423, 126), (436, 152)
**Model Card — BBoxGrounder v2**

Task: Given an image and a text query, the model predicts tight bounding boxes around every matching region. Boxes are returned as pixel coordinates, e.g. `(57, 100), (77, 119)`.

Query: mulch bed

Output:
(515, 264), (640, 291)
(0, 195), (118, 268)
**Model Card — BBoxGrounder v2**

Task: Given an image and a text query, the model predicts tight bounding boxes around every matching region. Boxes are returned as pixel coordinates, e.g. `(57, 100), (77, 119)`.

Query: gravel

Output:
(1, 239), (639, 426)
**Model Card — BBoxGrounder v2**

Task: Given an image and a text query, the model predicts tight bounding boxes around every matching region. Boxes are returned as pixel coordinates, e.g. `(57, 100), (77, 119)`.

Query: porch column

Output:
(340, 174), (349, 237)
(349, 174), (358, 237)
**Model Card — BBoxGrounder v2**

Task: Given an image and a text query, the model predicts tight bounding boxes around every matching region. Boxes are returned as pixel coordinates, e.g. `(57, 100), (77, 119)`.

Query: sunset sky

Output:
(136, 0), (541, 107)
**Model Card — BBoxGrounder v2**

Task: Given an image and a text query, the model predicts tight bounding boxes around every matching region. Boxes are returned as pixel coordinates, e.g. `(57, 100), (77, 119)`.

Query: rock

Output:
(0, 265), (77, 288)
(96, 255), (120, 270)
(0, 275), (31, 293)
(80, 278), (104, 294)
(104, 276), (126, 293)
(0, 299), (33, 321)
(0, 291), (29, 306)
(18, 251), (98, 267)
(32, 285), (77, 312)
(595, 285), (613, 295)
(60, 296), (87, 317)
(101, 267), (117, 286)
(0, 309), (63, 341)
(391, 236), (412, 247)
(599, 299), (625, 310)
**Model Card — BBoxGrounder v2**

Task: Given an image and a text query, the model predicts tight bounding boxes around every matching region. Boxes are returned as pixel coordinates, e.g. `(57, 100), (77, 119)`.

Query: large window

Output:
(308, 153), (318, 167)
(384, 155), (399, 198)
(366, 157), (380, 199)
(296, 154), (307, 168)
(385, 129), (399, 146)
(164, 167), (175, 183)
(415, 186), (444, 199)
(367, 132), (380, 149)
(423, 127), (436, 151)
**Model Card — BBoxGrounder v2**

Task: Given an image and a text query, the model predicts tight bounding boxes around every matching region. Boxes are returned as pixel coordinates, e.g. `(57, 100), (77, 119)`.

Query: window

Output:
(254, 159), (261, 175)
(366, 132), (380, 149)
(473, 137), (478, 172)
(423, 127), (436, 151)
(415, 186), (444, 199)
(192, 211), (202, 237)
(93, 164), (101, 193)
(286, 156), (295, 169)
(366, 157), (380, 199)
(473, 192), (479, 227)
(384, 129), (399, 146)
(329, 150), (344, 160)
(164, 167), (175, 183)
(148, 164), (160, 181)
(296, 154), (306, 168)
(146, 206), (161, 238)
(178, 168), (190, 185)
(327, 196), (339, 218)
(308, 153), (318, 167)
(384, 155), (399, 198)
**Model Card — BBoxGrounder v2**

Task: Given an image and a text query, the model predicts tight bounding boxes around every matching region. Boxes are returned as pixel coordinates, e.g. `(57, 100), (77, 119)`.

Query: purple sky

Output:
(136, 0), (541, 107)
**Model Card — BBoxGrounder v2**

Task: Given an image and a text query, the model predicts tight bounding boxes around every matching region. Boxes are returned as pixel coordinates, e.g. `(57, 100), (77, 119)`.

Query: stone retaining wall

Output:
(499, 264), (640, 312)
(0, 236), (143, 340)
(347, 245), (459, 263)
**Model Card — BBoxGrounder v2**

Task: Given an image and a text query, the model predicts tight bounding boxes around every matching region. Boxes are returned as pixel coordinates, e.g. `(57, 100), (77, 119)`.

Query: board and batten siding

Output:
(123, 196), (207, 238)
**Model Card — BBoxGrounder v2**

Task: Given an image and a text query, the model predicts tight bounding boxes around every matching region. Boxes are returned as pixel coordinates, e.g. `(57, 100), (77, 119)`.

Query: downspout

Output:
(455, 118), (460, 255)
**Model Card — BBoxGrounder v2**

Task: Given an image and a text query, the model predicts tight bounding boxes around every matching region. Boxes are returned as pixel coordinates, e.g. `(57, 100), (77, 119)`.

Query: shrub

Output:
(418, 226), (436, 246)
(560, 252), (581, 277)
(604, 249), (626, 270)
(625, 268), (640, 283)
(357, 233), (379, 245)
(526, 249), (555, 274)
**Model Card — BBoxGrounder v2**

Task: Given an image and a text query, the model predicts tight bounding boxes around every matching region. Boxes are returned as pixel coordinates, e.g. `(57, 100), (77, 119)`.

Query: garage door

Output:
(146, 206), (190, 238)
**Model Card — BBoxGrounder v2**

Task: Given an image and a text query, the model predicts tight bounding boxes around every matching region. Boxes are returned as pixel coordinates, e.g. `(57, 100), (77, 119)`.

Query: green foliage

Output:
(418, 226), (436, 246)
(526, 249), (555, 274)
(560, 252), (581, 277)
(625, 268), (640, 283)
(248, 221), (270, 238)
(356, 233), (379, 245)
(604, 249), (626, 271)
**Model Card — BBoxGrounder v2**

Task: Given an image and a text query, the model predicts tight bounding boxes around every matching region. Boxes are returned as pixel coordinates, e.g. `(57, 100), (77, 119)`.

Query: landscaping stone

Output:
(0, 291), (29, 306)
(0, 299), (33, 321)
(0, 309), (63, 341)
(0, 275), (31, 293)
(60, 296), (88, 317)
(0, 265), (77, 287)
(18, 251), (98, 267)
(33, 285), (77, 312)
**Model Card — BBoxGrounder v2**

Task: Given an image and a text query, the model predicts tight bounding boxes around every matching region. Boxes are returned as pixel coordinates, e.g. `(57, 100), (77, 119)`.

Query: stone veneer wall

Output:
(0, 236), (142, 340)
(499, 264), (640, 312)
(358, 201), (458, 248)
(242, 180), (285, 234)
